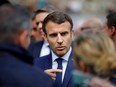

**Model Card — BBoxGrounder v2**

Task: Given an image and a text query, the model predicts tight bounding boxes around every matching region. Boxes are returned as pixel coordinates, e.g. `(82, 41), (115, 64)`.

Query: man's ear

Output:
(71, 30), (74, 39)
(15, 32), (21, 46)
(16, 30), (29, 49)
(110, 26), (116, 36)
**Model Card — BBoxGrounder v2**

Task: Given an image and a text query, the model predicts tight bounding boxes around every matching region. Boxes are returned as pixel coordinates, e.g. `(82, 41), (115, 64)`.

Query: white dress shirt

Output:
(52, 47), (72, 82)
(40, 41), (50, 57)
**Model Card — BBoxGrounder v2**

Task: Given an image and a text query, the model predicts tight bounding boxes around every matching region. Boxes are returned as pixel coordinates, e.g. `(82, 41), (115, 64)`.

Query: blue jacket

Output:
(0, 43), (53, 87)
(28, 41), (44, 58)
(34, 52), (75, 87)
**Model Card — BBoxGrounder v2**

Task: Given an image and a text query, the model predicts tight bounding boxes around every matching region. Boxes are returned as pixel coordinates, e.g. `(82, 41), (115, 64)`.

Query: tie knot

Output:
(55, 58), (63, 65)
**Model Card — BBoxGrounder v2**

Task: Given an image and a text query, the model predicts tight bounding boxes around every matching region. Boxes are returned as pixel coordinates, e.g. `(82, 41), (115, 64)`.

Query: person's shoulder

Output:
(33, 54), (52, 68)
(34, 54), (51, 62)
(21, 64), (53, 87)
(0, 59), (53, 87)
(31, 67), (53, 87)
(28, 41), (44, 56)
(29, 65), (50, 78)
(29, 41), (44, 48)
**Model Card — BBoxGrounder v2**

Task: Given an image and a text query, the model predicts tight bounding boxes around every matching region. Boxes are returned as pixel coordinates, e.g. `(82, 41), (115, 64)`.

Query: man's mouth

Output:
(56, 46), (65, 51)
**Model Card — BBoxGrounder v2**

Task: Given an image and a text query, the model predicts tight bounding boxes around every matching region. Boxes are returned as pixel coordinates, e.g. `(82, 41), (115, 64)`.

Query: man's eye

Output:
(61, 32), (68, 36)
(49, 34), (57, 37)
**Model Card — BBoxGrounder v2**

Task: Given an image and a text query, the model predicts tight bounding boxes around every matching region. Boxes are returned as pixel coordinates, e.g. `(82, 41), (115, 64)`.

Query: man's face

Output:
(34, 12), (49, 41)
(103, 22), (111, 36)
(45, 21), (73, 57)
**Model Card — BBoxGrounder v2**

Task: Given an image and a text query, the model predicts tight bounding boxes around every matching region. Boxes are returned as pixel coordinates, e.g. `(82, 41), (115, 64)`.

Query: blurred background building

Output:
(9, 0), (116, 30)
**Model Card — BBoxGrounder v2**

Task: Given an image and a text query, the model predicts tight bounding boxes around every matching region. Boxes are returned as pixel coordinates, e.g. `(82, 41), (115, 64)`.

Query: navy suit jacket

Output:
(34, 51), (75, 87)
(28, 41), (44, 58)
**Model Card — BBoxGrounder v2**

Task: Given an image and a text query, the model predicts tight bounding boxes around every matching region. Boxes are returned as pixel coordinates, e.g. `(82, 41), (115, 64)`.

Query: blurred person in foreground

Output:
(73, 29), (116, 87)
(103, 12), (116, 46)
(74, 17), (103, 36)
(0, 4), (53, 87)
(28, 7), (57, 58)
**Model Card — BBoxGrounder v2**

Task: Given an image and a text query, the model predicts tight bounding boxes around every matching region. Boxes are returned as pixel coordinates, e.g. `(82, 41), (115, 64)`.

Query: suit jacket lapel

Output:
(44, 53), (52, 69)
(37, 41), (44, 57)
(62, 52), (74, 87)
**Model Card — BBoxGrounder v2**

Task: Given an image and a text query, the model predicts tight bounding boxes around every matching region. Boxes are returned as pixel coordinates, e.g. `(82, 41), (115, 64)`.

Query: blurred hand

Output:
(44, 69), (62, 80)
(89, 77), (115, 87)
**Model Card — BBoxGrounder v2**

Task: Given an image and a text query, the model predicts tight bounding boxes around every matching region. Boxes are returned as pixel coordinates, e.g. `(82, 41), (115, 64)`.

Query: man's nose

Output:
(37, 23), (42, 29)
(57, 34), (63, 43)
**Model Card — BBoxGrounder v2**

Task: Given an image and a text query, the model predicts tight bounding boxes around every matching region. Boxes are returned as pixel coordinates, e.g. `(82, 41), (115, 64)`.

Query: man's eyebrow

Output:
(49, 33), (57, 36)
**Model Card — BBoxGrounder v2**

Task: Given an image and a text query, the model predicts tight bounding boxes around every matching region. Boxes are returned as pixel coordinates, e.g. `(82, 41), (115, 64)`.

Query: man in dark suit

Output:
(34, 11), (74, 87)
(0, 4), (53, 87)
(28, 9), (51, 58)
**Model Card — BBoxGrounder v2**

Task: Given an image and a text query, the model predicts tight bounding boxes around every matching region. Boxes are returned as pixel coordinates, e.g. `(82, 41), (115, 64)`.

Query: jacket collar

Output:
(0, 42), (33, 65)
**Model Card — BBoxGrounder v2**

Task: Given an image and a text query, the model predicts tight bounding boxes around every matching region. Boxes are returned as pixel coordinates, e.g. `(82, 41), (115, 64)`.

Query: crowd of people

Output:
(0, 0), (116, 87)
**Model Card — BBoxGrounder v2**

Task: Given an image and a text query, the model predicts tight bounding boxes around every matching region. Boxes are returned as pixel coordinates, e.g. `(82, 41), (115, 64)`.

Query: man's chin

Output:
(56, 51), (66, 57)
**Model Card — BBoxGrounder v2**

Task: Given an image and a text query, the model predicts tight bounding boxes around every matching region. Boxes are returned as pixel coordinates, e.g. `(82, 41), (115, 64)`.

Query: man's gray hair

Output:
(0, 4), (31, 42)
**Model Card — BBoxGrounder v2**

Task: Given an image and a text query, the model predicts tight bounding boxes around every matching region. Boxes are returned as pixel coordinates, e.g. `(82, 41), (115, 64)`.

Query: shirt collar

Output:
(52, 47), (72, 62)
(43, 41), (49, 48)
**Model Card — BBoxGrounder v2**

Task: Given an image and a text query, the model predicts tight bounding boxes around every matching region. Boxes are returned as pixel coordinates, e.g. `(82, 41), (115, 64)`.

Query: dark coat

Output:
(0, 43), (53, 87)
(28, 41), (44, 58)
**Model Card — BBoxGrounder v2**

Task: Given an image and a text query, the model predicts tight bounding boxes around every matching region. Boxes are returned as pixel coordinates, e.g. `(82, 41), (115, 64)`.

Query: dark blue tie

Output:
(54, 58), (63, 87)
